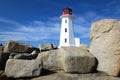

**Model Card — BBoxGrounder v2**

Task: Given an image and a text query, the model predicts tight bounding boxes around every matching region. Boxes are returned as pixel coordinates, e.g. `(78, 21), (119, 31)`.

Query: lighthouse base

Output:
(75, 37), (80, 47)
(59, 37), (80, 48)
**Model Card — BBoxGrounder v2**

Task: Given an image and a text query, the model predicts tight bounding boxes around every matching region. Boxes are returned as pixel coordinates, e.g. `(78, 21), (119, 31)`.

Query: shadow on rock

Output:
(41, 68), (57, 76)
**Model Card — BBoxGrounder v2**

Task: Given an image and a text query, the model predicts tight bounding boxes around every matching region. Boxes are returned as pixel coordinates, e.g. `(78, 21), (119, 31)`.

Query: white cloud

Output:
(0, 17), (61, 41)
(0, 32), (28, 41)
(0, 17), (21, 26)
(0, 14), (100, 42)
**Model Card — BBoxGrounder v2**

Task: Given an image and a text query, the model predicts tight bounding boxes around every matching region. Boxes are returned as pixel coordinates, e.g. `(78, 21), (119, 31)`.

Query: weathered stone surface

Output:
(37, 47), (96, 73)
(0, 53), (10, 70)
(31, 71), (120, 80)
(90, 19), (120, 76)
(37, 49), (61, 71)
(4, 40), (36, 53)
(9, 53), (38, 60)
(39, 43), (57, 52)
(5, 59), (42, 78)
(59, 47), (96, 73)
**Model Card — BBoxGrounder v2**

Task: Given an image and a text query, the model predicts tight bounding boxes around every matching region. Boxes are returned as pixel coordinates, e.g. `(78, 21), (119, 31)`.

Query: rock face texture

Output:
(37, 49), (60, 71)
(37, 47), (96, 73)
(59, 47), (96, 73)
(4, 40), (36, 53)
(31, 72), (120, 80)
(90, 19), (120, 76)
(5, 59), (42, 78)
(39, 43), (57, 52)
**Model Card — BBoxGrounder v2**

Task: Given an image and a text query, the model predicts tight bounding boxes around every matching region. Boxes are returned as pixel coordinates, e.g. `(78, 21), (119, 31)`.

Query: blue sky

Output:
(0, 0), (120, 47)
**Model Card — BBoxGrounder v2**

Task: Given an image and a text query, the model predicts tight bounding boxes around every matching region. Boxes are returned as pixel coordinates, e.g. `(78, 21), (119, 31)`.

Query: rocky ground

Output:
(31, 71), (120, 80)
(0, 70), (120, 80)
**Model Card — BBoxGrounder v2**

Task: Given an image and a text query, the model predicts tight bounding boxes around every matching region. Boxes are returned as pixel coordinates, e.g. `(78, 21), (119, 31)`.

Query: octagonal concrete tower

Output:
(59, 7), (80, 47)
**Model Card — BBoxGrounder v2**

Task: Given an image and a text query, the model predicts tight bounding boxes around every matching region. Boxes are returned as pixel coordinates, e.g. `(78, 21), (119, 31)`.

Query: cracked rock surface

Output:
(90, 19), (120, 76)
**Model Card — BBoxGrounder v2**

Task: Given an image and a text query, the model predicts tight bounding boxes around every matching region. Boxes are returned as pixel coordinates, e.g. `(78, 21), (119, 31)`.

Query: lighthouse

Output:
(59, 7), (80, 47)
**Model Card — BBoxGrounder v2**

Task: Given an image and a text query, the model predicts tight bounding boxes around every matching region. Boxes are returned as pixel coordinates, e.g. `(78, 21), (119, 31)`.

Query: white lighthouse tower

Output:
(59, 7), (80, 47)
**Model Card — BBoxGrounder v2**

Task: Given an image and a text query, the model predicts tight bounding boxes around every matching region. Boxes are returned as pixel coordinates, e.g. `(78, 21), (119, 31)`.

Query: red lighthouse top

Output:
(62, 7), (72, 15)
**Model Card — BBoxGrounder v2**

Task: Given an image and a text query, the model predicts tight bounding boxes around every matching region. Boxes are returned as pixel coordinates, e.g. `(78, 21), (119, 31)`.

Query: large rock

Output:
(90, 19), (120, 76)
(4, 40), (36, 53)
(37, 49), (60, 71)
(59, 47), (96, 73)
(37, 47), (96, 73)
(0, 53), (10, 70)
(39, 43), (57, 52)
(5, 59), (42, 78)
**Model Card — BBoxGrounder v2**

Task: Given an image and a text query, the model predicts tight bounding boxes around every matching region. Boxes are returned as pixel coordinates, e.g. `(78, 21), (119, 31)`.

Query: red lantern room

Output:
(62, 7), (72, 15)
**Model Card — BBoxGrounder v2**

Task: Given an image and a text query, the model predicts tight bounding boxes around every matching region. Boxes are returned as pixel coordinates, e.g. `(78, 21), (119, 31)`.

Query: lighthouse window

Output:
(65, 38), (67, 43)
(65, 19), (67, 23)
(65, 28), (67, 32)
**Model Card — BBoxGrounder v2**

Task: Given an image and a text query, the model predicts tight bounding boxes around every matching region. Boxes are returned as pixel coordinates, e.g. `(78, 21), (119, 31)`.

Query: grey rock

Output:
(5, 59), (42, 78)
(4, 40), (36, 53)
(37, 47), (96, 73)
(0, 53), (10, 70)
(9, 53), (38, 60)
(37, 49), (61, 71)
(59, 47), (96, 73)
(31, 72), (120, 80)
(90, 19), (120, 76)
(39, 43), (57, 52)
